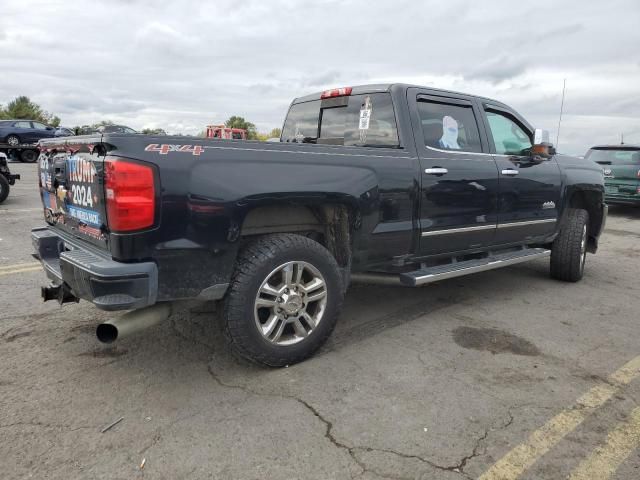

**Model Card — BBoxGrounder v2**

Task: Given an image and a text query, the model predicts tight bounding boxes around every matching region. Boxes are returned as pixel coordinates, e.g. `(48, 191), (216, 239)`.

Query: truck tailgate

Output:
(38, 138), (108, 250)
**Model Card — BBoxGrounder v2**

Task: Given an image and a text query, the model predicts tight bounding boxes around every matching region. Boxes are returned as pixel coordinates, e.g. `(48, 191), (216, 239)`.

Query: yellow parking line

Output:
(479, 355), (640, 480)
(0, 262), (41, 272)
(0, 266), (42, 276)
(568, 406), (640, 480)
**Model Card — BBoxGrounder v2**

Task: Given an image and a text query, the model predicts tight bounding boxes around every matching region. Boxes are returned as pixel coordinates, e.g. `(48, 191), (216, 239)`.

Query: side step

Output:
(400, 248), (550, 287)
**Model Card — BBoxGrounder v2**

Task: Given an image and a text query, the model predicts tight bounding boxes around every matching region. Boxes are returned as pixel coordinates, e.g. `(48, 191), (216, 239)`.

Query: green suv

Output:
(585, 145), (640, 205)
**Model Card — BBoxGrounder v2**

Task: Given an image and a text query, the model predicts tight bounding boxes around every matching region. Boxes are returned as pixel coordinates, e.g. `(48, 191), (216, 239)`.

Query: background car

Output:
(54, 127), (75, 137)
(585, 144), (640, 205)
(96, 124), (138, 134)
(0, 119), (56, 145)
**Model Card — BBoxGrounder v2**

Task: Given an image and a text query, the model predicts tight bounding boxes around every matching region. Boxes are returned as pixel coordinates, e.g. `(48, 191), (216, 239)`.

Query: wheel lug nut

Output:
(284, 288), (289, 293)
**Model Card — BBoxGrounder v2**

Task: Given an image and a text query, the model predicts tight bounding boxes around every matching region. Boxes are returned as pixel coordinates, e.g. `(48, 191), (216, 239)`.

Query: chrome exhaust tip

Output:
(96, 303), (172, 344)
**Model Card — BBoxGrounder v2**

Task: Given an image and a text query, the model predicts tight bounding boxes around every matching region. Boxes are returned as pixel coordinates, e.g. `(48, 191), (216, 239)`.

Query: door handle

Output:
(501, 169), (519, 176)
(425, 167), (448, 175)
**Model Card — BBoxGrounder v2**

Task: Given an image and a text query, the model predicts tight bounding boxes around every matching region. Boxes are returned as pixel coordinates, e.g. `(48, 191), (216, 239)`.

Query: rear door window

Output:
(416, 99), (482, 153)
(282, 93), (399, 147)
(14, 121), (31, 129)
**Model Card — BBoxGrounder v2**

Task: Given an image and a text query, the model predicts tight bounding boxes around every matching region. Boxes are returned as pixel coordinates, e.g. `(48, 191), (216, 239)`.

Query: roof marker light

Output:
(320, 87), (352, 99)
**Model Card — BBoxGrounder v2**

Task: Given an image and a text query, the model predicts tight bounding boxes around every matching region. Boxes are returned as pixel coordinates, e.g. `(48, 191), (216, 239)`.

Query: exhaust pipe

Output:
(96, 303), (172, 344)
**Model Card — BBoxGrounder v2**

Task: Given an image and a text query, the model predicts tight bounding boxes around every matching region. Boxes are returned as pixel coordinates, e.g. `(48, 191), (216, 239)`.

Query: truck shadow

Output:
(158, 259), (553, 368)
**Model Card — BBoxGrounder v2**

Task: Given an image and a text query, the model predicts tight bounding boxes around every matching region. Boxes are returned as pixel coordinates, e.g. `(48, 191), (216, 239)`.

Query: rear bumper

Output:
(31, 227), (158, 311)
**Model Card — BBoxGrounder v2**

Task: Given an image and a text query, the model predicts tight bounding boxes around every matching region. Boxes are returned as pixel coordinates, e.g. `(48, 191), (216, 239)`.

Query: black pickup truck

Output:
(32, 83), (607, 366)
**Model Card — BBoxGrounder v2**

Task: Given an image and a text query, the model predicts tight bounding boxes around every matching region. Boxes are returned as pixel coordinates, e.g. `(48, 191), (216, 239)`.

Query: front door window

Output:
(485, 111), (532, 156)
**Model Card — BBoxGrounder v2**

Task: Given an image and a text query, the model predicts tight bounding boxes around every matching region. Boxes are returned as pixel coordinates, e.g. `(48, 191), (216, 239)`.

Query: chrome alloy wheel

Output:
(254, 261), (328, 346)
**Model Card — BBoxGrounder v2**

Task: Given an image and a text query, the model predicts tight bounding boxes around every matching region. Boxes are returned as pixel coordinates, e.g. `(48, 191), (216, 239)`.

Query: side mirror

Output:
(533, 128), (554, 157)
(46, 126), (54, 131)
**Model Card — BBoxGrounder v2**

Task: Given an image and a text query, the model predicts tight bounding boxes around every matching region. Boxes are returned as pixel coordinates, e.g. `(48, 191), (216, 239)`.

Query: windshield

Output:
(585, 148), (640, 165)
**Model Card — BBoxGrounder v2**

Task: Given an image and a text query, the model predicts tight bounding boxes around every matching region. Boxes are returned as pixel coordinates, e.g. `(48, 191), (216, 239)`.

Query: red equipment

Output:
(206, 125), (247, 140)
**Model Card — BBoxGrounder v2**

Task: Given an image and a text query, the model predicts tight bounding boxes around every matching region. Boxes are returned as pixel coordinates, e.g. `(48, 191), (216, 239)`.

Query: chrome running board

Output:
(400, 248), (550, 287)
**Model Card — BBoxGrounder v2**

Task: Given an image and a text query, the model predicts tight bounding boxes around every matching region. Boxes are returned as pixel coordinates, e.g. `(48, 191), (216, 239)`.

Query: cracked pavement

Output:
(2, 163), (640, 479)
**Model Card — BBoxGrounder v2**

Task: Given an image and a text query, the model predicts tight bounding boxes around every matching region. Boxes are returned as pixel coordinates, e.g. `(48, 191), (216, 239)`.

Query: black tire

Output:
(223, 234), (344, 367)
(6, 134), (20, 147)
(0, 174), (9, 204)
(20, 149), (38, 163)
(550, 208), (589, 282)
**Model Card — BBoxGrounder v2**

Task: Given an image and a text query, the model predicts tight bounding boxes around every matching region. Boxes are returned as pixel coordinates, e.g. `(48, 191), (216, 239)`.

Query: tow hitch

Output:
(41, 283), (79, 305)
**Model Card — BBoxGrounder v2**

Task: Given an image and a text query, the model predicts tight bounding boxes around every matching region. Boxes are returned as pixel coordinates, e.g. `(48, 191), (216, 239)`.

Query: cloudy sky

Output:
(2, 0), (639, 155)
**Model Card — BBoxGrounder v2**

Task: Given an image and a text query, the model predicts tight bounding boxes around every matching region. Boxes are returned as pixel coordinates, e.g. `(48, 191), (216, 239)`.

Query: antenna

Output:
(556, 78), (566, 149)
(621, 133), (624, 145)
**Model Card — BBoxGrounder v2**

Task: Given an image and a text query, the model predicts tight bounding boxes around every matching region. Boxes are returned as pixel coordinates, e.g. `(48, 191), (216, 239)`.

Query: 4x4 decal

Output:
(145, 144), (204, 156)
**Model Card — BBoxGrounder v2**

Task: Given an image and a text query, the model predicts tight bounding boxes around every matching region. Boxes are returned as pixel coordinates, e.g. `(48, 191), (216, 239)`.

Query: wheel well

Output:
(568, 190), (603, 252)
(240, 204), (352, 268)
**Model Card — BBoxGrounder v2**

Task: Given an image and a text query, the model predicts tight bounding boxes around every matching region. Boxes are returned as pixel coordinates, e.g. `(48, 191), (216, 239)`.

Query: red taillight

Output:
(104, 157), (155, 232)
(320, 87), (352, 99)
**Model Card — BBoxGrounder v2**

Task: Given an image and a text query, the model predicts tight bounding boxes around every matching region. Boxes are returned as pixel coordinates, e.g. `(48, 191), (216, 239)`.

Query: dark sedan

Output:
(0, 119), (56, 146)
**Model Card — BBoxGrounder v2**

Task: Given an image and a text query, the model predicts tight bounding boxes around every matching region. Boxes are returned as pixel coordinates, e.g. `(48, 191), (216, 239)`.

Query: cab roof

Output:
(292, 83), (508, 108)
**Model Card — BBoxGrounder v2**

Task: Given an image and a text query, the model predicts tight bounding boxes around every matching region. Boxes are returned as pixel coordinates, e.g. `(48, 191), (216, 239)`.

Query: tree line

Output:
(1, 96), (281, 139)
(0, 96), (61, 127)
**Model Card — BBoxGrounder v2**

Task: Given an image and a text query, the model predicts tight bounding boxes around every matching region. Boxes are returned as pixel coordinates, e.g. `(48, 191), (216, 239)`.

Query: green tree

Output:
(269, 127), (281, 139)
(92, 120), (114, 128)
(225, 116), (257, 140)
(141, 128), (167, 135)
(1, 96), (61, 126)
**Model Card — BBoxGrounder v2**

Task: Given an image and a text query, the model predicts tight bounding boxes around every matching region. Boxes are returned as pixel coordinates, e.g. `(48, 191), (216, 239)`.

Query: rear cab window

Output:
(281, 92), (399, 148)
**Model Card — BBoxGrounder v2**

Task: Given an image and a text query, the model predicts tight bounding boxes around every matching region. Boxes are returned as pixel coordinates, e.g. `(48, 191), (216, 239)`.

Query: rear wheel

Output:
(0, 175), (10, 203)
(6, 135), (20, 146)
(20, 149), (38, 163)
(223, 234), (344, 367)
(550, 208), (589, 282)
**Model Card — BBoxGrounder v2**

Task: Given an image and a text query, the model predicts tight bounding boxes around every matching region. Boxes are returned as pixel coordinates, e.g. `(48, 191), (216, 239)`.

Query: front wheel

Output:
(223, 234), (344, 367)
(550, 208), (589, 282)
